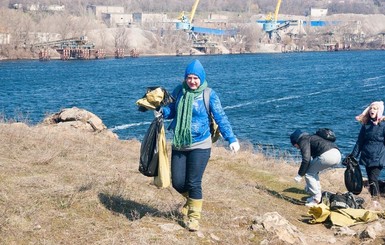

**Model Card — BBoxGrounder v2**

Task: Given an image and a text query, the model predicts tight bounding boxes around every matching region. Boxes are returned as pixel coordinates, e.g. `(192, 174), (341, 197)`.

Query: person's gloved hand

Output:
(229, 141), (240, 153)
(342, 153), (356, 166)
(294, 175), (302, 183)
(153, 107), (163, 118)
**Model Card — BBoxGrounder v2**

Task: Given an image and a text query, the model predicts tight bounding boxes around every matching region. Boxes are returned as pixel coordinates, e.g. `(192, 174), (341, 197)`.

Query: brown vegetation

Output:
(1, 122), (385, 244)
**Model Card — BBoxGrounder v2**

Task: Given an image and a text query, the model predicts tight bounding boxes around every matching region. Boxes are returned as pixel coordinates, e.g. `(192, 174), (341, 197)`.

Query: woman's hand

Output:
(153, 107), (163, 118)
(229, 141), (240, 153)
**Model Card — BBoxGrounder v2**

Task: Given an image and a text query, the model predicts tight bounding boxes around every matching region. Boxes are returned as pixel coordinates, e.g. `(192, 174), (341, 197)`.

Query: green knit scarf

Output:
(173, 82), (207, 147)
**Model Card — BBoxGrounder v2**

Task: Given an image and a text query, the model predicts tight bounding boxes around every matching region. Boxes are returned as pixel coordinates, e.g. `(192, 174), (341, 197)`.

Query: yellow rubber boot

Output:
(181, 192), (189, 216)
(186, 198), (203, 231)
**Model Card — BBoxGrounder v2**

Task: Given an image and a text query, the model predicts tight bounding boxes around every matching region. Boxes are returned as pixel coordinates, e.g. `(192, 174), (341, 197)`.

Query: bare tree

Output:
(0, 8), (35, 56)
(113, 27), (129, 48)
(236, 22), (264, 52)
(53, 12), (78, 39)
(98, 26), (109, 49)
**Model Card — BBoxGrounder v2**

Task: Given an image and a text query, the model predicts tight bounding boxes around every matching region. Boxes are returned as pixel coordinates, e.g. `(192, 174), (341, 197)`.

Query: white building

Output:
(102, 13), (133, 27)
(0, 33), (10, 45)
(132, 13), (169, 23)
(42, 5), (65, 12)
(310, 8), (328, 17)
(87, 5), (125, 20)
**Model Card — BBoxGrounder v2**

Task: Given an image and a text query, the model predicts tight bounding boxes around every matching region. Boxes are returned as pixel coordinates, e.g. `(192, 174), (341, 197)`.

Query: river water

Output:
(1, 50), (385, 176)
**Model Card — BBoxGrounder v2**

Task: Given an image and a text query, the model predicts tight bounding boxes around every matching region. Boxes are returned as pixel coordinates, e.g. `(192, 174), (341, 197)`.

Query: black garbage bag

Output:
(343, 156), (363, 195)
(139, 116), (163, 177)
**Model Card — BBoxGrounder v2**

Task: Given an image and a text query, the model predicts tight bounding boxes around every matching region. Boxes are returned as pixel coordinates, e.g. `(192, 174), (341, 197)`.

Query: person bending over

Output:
(290, 129), (341, 207)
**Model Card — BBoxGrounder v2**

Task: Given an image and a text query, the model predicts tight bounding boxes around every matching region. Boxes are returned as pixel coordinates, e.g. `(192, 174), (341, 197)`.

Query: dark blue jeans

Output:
(171, 148), (211, 199)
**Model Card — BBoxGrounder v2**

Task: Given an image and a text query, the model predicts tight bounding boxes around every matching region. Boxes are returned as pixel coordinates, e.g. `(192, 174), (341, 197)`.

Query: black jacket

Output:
(297, 134), (339, 176)
(352, 121), (385, 168)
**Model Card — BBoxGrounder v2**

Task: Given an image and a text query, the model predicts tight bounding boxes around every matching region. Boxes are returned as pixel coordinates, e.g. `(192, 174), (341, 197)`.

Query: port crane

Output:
(263, 0), (289, 41)
(176, 0), (200, 32)
(176, 0), (234, 53)
(176, 0), (226, 39)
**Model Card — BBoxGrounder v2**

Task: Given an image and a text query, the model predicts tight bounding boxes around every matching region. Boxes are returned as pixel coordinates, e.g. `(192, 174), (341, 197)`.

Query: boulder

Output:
(252, 212), (307, 244)
(42, 107), (117, 138)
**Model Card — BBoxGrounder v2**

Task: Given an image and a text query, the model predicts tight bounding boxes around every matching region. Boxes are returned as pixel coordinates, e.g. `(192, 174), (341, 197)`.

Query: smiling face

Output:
(369, 105), (379, 120)
(185, 74), (201, 90)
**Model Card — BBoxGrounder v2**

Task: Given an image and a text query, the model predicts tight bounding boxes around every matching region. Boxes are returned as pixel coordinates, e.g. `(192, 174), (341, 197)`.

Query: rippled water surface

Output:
(1, 51), (385, 162)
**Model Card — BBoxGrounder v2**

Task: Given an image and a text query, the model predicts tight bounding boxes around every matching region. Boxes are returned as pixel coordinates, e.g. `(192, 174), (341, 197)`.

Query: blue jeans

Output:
(171, 148), (211, 199)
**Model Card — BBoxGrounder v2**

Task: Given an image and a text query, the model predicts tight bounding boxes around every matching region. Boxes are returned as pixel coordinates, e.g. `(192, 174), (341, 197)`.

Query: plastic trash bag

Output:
(153, 123), (171, 188)
(343, 156), (363, 195)
(139, 116), (163, 177)
(137, 86), (172, 187)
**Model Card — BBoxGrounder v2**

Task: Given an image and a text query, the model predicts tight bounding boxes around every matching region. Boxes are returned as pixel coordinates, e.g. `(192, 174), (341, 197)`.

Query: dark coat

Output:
(297, 134), (339, 176)
(352, 121), (385, 168)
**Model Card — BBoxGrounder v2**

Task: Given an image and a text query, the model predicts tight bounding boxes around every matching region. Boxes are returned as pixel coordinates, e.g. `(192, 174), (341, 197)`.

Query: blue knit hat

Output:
(290, 129), (303, 145)
(184, 59), (206, 83)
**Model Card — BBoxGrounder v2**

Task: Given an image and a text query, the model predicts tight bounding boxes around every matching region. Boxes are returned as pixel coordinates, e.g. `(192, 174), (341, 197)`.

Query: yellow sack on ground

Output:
(308, 203), (380, 227)
(330, 208), (379, 227)
(154, 124), (171, 188)
(308, 203), (331, 224)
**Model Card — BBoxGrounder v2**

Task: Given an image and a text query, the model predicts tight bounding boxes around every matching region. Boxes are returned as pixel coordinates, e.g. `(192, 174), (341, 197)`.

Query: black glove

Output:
(342, 154), (357, 166)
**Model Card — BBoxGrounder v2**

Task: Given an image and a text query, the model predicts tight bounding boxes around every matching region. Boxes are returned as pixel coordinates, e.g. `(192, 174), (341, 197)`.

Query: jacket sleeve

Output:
(351, 125), (365, 159)
(209, 89), (237, 144)
(297, 138), (311, 176)
(161, 84), (182, 120)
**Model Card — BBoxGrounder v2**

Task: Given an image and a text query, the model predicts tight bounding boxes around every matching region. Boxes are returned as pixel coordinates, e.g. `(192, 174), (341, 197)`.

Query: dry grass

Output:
(0, 123), (384, 244)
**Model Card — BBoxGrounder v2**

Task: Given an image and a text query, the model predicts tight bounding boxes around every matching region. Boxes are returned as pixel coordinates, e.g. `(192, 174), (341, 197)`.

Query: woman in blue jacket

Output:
(161, 59), (240, 231)
(352, 101), (385, 198)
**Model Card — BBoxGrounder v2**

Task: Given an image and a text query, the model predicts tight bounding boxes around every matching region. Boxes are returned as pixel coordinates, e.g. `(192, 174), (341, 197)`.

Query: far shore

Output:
(1, 47), (383, 62)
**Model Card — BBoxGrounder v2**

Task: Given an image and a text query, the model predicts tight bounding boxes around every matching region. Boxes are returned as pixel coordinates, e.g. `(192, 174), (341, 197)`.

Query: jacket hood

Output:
(290, 129), (307, 145)
(184, 59), (206, 83)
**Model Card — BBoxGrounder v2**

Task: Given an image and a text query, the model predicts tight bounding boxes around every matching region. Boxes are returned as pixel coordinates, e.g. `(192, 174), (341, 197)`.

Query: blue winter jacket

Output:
(352, 120), (385, 168)
(162, 84), (237, 145)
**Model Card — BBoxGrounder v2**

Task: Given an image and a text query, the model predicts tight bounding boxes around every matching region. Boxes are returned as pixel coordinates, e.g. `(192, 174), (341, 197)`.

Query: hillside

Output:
(1, 120), (385, 244)
(1, 9), (385, 60)
(74, 14), (385, 56)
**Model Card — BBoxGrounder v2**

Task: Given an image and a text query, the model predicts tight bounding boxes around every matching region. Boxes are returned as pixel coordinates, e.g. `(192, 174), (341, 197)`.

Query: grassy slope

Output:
(0, 123), (384, 244)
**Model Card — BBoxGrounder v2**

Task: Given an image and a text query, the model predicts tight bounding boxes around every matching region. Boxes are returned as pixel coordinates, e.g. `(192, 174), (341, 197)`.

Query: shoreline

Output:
(1, 47), (383, 62)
